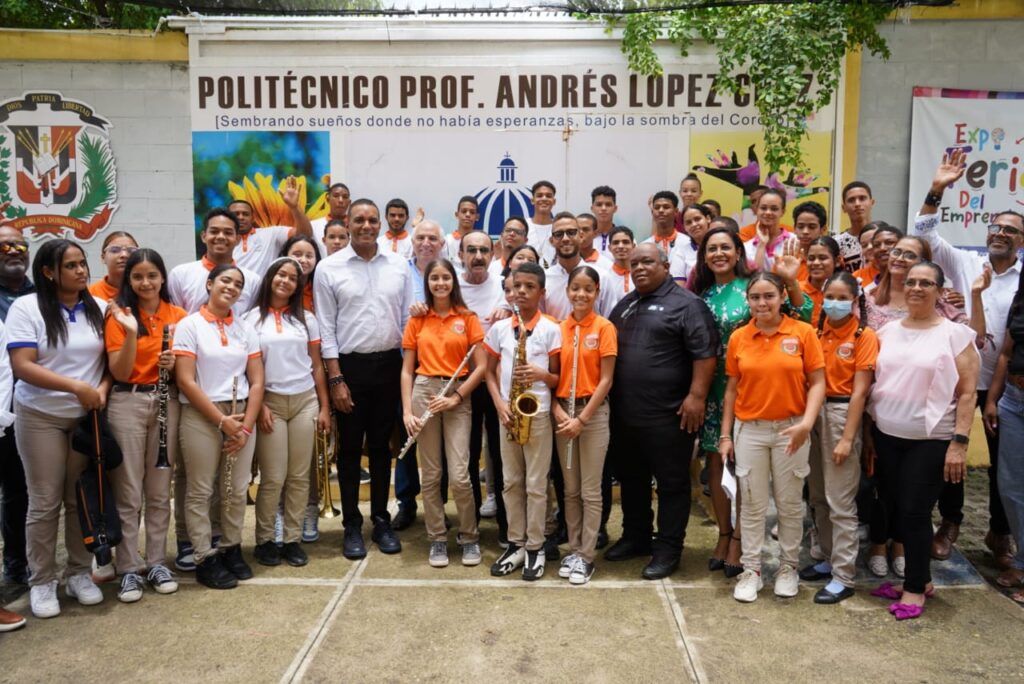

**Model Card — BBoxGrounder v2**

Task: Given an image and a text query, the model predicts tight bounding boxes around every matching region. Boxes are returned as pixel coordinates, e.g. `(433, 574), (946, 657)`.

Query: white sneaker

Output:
(569, 559), (595, 586)
(30, 580), (60, 619)
(868, 554), (889, 577)
(479, 494), (497, 518)
(91, 556), (116, 583)
(558, 553), (580, 579)
(774, 565), (800, 598)
(734, 569), (763, 603)
(146, 564), (179, 595)
(892, 556), (906, 578)
(118, 573), (143, 603)
(302, 505), (320, 543)
(66, 573), (104, 606)
(274, 508), (285, 546)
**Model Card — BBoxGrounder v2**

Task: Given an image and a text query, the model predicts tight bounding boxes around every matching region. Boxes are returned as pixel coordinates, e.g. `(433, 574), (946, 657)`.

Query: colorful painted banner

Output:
(909, 86), (1024, 249)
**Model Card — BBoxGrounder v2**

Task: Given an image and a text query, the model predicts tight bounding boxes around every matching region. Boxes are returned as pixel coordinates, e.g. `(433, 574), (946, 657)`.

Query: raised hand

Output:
(932, 149), (967, 190)
(774, 239), (803, 282)
(109, 303), (138, 336)
(280, 175), (300, 208)
(972, 263), (993, 294)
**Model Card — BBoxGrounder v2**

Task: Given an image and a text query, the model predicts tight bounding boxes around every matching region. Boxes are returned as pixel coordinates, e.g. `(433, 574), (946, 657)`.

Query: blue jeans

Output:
(997, 384), (1024, 571)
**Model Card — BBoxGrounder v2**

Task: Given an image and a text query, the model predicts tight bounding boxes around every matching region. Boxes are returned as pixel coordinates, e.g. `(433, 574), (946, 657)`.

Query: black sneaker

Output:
(220, 545), (253, 580)
(359, 468), (371, 484)
(254, 541), (282, 567)
(371, 517), (402, 554)
(195, 555), (237, 590)
(491, 544), (525, 577)
(391, 507), (415, 531)
(522, 549), (546, 581)
(343, 525), (367, 560)
(281, 542), (308, 567)
(596, 526), (609, 550)
(543, 534), (561, 562)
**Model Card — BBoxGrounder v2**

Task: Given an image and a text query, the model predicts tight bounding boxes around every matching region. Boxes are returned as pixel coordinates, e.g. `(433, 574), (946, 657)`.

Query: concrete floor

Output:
(2, 485), (1022, 684)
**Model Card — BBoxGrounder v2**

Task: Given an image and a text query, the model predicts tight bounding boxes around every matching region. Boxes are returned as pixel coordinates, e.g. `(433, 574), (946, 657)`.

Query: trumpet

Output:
(565, 324), (580, 470)
(316, 420), (339, 518)
(397, 343), (478, 460)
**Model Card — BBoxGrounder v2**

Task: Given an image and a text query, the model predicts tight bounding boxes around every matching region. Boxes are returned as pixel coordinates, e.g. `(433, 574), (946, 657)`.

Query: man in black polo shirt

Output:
(605, 243), (718, 579)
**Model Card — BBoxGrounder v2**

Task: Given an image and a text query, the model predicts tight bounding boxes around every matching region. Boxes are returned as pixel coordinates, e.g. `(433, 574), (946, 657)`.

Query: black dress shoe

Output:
(221, 545), (253, 580)
(642, 556), (680, 580)
(799, 564), (833, 582)
(813, 585), (855, 604)
(343, 525), (367, 560)
(196, 555), (237, 590)
(604, 536), (652, 562)
(281, 542), (309, 567)
(372, 517), (402, 554)
(254, 541), (282, 567)
(596, 527), (609, 550)
(392, 507), (416, 531)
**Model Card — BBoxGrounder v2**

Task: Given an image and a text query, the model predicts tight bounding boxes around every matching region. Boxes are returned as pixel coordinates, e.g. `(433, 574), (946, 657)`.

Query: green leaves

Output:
(588, 0), (891, 172)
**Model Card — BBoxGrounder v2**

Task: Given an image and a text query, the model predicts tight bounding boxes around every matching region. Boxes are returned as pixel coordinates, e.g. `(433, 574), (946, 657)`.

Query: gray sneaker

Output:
(461, 542), (482, 567)
(428, 541), (449, 568)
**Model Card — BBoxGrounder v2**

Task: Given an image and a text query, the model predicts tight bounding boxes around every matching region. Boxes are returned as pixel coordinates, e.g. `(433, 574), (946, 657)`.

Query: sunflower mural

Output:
(227, 173), (329, 228)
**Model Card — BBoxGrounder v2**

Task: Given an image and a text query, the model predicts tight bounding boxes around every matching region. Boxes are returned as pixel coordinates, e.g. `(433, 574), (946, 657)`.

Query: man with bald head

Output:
(0, 222), (32, 587)
(605, 243), (719, 579)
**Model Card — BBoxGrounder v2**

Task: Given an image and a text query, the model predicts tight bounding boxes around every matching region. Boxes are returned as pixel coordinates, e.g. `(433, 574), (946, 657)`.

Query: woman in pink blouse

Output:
(867, 261), (979, 620)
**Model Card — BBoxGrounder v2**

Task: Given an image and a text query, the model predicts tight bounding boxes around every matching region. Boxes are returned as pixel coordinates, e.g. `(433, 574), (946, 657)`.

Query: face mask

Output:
(822, 299), (853, 321)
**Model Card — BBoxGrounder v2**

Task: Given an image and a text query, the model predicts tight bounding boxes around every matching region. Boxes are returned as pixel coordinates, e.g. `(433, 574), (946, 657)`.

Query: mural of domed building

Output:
(474, 154), (534, 236)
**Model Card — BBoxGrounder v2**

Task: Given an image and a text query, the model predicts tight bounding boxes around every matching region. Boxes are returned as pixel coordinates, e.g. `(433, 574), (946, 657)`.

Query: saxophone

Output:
(506, 303), (541, 445)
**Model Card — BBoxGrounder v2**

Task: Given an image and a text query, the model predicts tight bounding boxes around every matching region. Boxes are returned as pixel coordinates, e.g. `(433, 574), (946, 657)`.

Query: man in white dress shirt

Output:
(314, 199), (415, 560)
(543, 212), (618, 321)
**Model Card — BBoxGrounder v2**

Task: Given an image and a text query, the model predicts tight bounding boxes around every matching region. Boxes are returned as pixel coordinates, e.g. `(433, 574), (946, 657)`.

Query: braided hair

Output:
(817, 270), (867, 338)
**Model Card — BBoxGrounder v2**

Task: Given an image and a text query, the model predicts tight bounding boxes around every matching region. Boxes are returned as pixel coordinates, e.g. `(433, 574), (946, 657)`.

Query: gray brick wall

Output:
(857, 18), (1024, 228)
(0, 61), (195, 271)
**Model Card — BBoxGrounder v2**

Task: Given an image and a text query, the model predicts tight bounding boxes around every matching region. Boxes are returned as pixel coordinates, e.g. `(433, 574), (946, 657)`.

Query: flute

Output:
(224, 376), (239, 499)
(565, 325), (580, 471)
(397, 343), (478, 460)
(155, 324), (171, 469)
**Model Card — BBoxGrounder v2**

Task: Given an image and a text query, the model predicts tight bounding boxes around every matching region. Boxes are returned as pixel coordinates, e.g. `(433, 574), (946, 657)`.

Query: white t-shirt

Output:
(168, 257), (260, 317)
(243, 308), (320, 395)
(234, 225), (293, 276)
(542, 260), (618, 321)
(458, 272), (506, 334)
(527, 220), (556, 267)
(484, 311), (561, 413)
(0, 320), (13, 432)
(669, 236), (699, 283)
(6, 295), (107, 418)
(172, 307), (262, 403)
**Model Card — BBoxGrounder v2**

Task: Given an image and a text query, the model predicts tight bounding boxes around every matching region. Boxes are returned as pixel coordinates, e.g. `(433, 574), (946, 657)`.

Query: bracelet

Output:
(218, 415), (227, 432)
(453, 391), (464, 403)
(718, 436), (733, 443)
(923, 190), (944, 208)
(241, 426), (253, 436)
(328, 375), (345, 387)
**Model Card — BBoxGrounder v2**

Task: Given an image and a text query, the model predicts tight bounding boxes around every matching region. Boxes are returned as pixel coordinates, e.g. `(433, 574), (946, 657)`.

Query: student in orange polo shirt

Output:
(800, 236), (841, 323)
(552, 266), (617, 585)
(401, 258), (488, 569)
(89, 231), (138, 302)
(105, 248), (187, 602)
(853, 223), (883, 290)
(720, 272), (826, 603)
(802, 271), (878, 604)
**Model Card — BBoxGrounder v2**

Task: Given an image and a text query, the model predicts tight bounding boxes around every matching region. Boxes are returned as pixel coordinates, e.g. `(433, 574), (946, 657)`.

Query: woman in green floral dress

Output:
(691, 228), (813, 576)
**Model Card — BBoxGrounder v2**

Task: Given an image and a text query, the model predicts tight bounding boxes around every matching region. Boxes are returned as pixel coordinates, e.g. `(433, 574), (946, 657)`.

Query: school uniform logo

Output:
(584, 332), (599, 350)
(451, 318), (466, 335)
(781, 337), (800, 355)
(0, 92), (118, 241)
(837, 342), (855, 359)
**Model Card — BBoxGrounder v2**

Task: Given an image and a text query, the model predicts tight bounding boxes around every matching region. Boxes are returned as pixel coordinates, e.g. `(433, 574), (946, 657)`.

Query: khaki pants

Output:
(808, 402), (861, 587)
(173, 399), (220, 544)
(14, 402), (92, 586)
(107, 388), (180, 574)
(500, 411), (552, 552)
(254, 389), (317, 544)
(554, 400), (609, 563)
(412, 376), (477, 543)
(734, 417), (810, 572)
(179, 402), (255, 563)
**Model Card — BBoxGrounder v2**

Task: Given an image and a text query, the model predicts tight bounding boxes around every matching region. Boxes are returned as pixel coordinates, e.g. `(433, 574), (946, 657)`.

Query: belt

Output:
(427, 375), (466, 383)
(113, 383), (157, 393)
(340, 350), (399, 362)
(560, 396), (603, 409)
(826, 396), (851, 404)
(1009, 374), (1024, 390)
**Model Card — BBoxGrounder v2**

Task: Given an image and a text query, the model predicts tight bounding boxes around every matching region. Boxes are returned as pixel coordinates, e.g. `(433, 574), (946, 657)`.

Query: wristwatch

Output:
(952, 433), (970, 445)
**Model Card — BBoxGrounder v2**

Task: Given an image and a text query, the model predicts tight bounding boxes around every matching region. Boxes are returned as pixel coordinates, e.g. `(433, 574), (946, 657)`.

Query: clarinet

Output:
(224, 376), (239, 500)
(155, 324), (171, 469)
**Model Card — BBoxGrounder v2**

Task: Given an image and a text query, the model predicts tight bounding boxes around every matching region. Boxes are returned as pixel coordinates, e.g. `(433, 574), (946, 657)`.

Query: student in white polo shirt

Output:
(485, 261), (561, 580)
(229, 175), (313, 276)
(173, 263), (264, 591)
(380, 198), (415, 258)
(311, 182), (351, 238)
(168, 208), (260, 316)
(543, 213), (617, 321)
(7, 239), (110, 619)
(244, 257), (330, 569)
(606, 226), (636, 306)
(445, 196), (482, 259)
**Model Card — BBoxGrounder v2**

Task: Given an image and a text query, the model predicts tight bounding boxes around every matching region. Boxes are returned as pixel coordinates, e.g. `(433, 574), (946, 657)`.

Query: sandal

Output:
(871, 582), (935, 600)
(708, 531), (732, 572)
(723, 534), (744, 579)
(889, 602), (924, 620)
(996, 568), (1024, 589)
(1010, 590), (1024, 605)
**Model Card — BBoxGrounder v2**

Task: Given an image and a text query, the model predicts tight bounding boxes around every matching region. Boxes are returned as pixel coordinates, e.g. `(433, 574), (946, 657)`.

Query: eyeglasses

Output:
(502, 227), (525, 236)
(888, 248), (920, 262)
(463, 246), (491, 255)
(0, 242), (28, 255)
(987, 223), (1024, 237)
(904, 278), (937, 289)
(105, 245), (138, 256)
(551, 229), (579, 240)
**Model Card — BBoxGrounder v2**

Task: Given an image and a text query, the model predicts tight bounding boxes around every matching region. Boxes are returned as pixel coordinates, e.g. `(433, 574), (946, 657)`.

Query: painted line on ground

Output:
(657, 581), (707, 684)
(281, 558), (368, 684)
